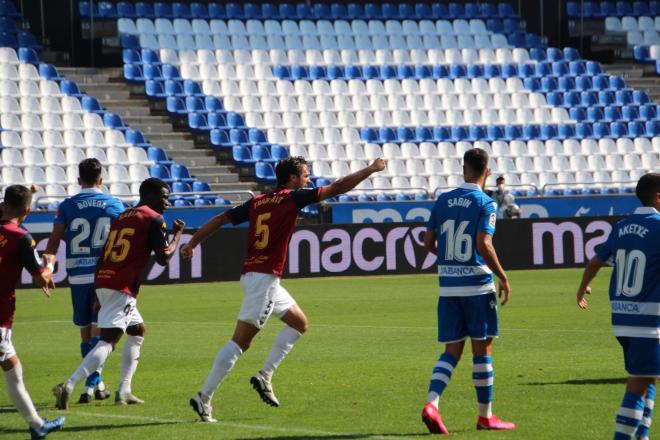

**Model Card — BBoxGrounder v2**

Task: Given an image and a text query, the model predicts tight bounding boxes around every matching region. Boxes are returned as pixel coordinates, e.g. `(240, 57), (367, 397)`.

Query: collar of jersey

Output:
(78, 187), (103, 194)
(634, 206), (659, 215)
(459, 182), (482, 191)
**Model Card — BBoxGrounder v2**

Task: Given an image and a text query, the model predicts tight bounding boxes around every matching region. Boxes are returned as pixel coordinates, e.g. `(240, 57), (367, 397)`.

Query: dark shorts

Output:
(437, 292), (499, 343)
(71, 283), (98, 327)
(617, 336), (660, 377)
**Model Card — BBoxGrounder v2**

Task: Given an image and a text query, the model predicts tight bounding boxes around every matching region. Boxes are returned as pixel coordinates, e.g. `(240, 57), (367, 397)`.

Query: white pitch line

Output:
(69, 410), (416, 439)
(19, 320), (610, 334)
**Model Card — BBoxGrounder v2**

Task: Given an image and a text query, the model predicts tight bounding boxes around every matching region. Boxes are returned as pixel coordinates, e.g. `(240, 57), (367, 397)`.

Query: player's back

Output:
(96, 204), (167, 297)
(56, 189), (124, 283)
(429, 183), (498, 295)
(607, 208), (660, 304)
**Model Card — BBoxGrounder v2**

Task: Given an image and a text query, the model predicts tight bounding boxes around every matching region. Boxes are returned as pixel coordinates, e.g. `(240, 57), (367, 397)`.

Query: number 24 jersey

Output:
(95, 204), (169, 297)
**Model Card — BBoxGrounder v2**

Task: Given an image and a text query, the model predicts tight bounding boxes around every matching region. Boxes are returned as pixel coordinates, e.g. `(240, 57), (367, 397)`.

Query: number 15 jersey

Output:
(96, 204), (169, 297)
(427, 182), (498, 297)
(596, 206), (660, 338)
(227, 187), (321, 277)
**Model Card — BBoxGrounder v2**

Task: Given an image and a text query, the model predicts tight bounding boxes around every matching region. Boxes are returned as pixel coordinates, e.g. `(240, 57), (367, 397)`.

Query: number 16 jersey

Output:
(427, 182), (498, 297)
(227, 187), (321, 277)
(96, 204), (169, 297)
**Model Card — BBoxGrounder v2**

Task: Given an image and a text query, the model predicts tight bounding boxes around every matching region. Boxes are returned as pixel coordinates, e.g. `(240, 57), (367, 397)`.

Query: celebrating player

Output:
(53, 178), (185, 409)
(43, 158), (124, 404)
(180, 156), (386, 423)
(0, 185), (65, 439)
(576, 173), (659, 440)
(421, 148), (515, 434)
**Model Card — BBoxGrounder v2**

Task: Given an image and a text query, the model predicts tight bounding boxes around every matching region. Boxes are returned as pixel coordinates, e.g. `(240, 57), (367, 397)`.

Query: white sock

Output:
(479, 402), (493, 418)
(4, 361), (43, 430)
(200, 340), (242, 399)
(119, 335), (144, 395)
(67, 341), (113, 393)
(260, 326), (302, 381)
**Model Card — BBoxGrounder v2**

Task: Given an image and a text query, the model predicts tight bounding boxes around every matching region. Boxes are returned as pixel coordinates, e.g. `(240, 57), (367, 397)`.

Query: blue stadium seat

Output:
(183, 80), (203, 97)
(309, 65), (327, 80)
(172, 181), (192, 194)
(225, 2), (243, 18)
(547, 92), (564, 107)
(171, 164), (196, 183)
(210, 129), (231, 149)
(564, 91), (581, 106)
(575, 122), (594, 138)
(98, 1), (117, 18)
(448, 2), (465, 18)
(431, 3), (449, 17)
(628, 121), (646, 137)
(205, 96), (224, 113)
(252, 145), (274, 163)
(39, 63), (63, 81)
(188, 113), (210, 131)
(145, 80), (167, 99)
(449, 64), (467, 79)
(586, 61), (603, 75)
(185, 96), (206, 114)
(397, 127), (415, 142)
(229, 128), (248, 144)
(413, 65), (431, 79)
(207, 112), (227, 129)
(143, 64), (163, 80)
(467, 64), (484, 78)
(271, 145), (289, 161)
(541, 76), (558, 92)
(313, 3), (332, 19)
(450, 126), (468, 141)
(81, 96), (104, 114)
(214, 197), (231, 206)
(582, 1), (599, 17)
(646, 120), (660, 136)
(433, 127), (450, 141)
(616, 1), (633, 16)
(120, 34), (139, 50)
(166, 96), (186, 116)
(379, 127), (396, 143)
(599, 91), (615, 106)
(517, 63), (535, 77)
(415, 127), (433, 141)
(486, 18), (504, 33)
(616, 90), (633, 105)
(194, 198), (212, 206)
(248, 128), (268, 145)
(208, 2), (226, 18)
(0, 0), (21, 17)
(255, 162), (276, 184)
(432, 65), (449, 78)
(487, 125), (504, 140)
(558, 76), (575, 91)
(484, 64), (502, 78)
(600, 1), (616, 17)
(593, 74), (610, 90)
(141, 49), (160, 65)
(501, 63), (518, 77)
(244, 3), (261, 18)
(581, 92), (598, 107)
(558, 124), (576, 138)
(576, 75), (593, 90)
(192, 181), (212, 193)
(640, 103), (657, 119)
(117, 2), (137, 18)
(610, 122), (628, 137)
(504, 125), (522, 140)
(127, 129), (152, 149)
(190, 2), (209, 18)
(296, 3), (313, 18)
(170, 2), (191, 18)
(634, 45), (651, 62)
(569, 61), (586, 75)
(18, 31), (41, 49)
(0, 16), (16, 33)
(609, 75), (626, 89)
(122, 49), (141, 65)
(541, 124), (558, 139)
(363, 65), (379, 79)
(150, 165), (174, 184)
(552, 61), (569, 76)
(622, 105), (640, 120)
(633, 90), (650, 105)
(18, 47), (39, 64)
(60, 80), (84, 98)
(546, 48), (563, 62)
(523, 77), (541, 91)
(135, 2), (155, 18)
(173, 198), (192, 207)
(124, 64), (145, 82)
(604, 105), (622, 121)
(563, 47), (581, 61)
(104, 113), (125, 130)
(570, 107), (587, 121)
(79, 1), (97, 19)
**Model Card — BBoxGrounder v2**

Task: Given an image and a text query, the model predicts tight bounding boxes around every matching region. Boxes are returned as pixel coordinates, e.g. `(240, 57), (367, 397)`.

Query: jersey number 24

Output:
(70, 217), (111, 255)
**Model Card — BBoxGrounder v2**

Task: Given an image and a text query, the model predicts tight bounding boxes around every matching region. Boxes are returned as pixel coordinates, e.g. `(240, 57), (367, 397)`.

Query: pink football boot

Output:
(477, 414), (516, 430)
(421, 402), (449, 435)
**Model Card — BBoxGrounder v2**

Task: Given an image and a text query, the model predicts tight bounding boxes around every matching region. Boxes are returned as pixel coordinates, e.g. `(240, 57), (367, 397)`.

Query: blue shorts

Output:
(71, 283), (98, 327)
(437, 292), (499, 344)
(617, 336), (660, 377)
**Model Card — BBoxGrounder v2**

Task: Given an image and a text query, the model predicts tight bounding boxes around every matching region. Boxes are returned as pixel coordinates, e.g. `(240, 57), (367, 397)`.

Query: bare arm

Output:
(424, 230), (437, 255)
(43, 223), (66, 268)
(180, 211), (233, 260)
(576, 257), (606, 309)
(154, 220), (186, 266)
(476, 232), (510, 305)
(318, 158), (386, 201)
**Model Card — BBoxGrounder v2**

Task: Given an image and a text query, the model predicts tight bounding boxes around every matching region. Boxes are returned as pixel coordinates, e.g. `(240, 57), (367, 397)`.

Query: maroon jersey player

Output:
(0, 185), (64, 439)
(53, 178), (185, 410)
(181, 156), (386, 422)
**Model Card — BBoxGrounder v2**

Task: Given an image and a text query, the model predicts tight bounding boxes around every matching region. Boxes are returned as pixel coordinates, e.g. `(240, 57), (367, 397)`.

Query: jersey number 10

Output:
(441, 219), (473, 263)
(614, 249), (646, 297)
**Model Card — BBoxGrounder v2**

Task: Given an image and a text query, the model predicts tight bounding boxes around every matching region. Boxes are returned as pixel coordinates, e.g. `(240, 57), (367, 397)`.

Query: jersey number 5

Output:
(103, 228), (135, 263)
(441, 219), (473, 262)
(614, 249), (646, 297)
(254, 213), (271, 249)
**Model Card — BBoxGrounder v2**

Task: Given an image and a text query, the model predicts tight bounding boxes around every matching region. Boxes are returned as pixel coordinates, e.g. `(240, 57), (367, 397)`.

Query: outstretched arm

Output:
(576, 257), (606, 309)
(180, 211), (233, 260)
(476, 232), (510, 306)
(318, 158), (386, 201)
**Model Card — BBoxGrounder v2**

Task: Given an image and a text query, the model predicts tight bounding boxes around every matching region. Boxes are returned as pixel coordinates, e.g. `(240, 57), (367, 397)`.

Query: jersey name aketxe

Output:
(596, 206), (660, 338)
(95, 205), (169, 297)
(227, 187), (321, 277)
(427, 182), (498, 296)
(53, 188), (124, 285)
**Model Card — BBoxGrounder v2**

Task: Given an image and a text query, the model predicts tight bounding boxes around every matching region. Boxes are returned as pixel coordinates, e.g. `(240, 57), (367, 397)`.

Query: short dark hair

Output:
(139, 177), (168, 198)
(636, 172), (660, 206)
(496, 176), (505, 184)
(463, 148), (489, 177)
(78, 158), (103, 184)
(275, 156), (308, 186)
(3, 185), (31, 212)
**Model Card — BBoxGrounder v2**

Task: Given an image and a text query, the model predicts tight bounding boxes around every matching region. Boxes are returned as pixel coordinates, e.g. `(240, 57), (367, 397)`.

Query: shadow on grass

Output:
(525, 377), (627, 386)
(0, 421), (177, 435)
(236, 434), (429, 440)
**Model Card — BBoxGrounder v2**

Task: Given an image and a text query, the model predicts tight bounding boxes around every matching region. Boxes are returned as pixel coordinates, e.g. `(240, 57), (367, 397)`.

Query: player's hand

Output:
(43, 253), (56, 268)
(180, 243), (194, 260)
(172, 219), (185, 233)
(34, 270), (54, 298)
(369, 158), (386, 173)
(577, 285), (591, 309)
(498, 277), (510, 306)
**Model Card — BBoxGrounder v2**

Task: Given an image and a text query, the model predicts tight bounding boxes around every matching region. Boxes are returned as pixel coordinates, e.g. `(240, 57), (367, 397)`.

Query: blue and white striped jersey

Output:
(53, 188), (124, 285)
(427, 182), (498, 296)
(596, 206), (660, 338)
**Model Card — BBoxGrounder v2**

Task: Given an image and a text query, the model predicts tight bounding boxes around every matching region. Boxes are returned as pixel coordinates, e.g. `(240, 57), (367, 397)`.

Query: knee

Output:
(295, 320), (308, 334)
(127, 323), (146, 338)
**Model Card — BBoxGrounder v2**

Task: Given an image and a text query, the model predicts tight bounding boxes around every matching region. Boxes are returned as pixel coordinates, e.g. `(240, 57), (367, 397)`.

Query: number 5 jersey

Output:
(596, 206), (660, 338)
(95, 204), (170, 297)
(226, 187), (321, 277)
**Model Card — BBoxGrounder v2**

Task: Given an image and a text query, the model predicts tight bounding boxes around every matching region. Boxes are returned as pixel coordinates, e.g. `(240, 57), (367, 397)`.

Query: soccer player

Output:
(43, 158), (124, 404)
(0, 185), (65, 439)
(53, 178), (185, 409)
(180, 156), (386, 422)
(421, 148), (515, 434)
(576, 172), (659, 440)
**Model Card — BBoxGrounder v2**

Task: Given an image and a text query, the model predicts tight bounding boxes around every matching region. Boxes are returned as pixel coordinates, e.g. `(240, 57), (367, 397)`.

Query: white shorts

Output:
(96, 288), (144, 331)
(238, 272), (296, 329)
(0, 327), (16, 362)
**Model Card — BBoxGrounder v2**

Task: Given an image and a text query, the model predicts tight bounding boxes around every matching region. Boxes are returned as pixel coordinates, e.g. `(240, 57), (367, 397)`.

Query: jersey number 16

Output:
(441, 219), (473, 263)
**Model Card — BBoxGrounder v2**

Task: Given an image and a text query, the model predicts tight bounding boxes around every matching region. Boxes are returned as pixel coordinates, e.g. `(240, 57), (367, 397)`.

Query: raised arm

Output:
(476, 232), (510, 305)
(576, 257), (606, 309)
(154, 219), (186, 266)
(318, 158), (386, 201)
(180, 211), (234, 260)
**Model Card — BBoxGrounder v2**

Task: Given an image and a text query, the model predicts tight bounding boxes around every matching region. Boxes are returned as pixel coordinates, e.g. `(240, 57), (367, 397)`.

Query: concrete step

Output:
(188, 165), (234, 174)
(194, 171), (241, 184)
(61, 74), (111, 84)
(127, 123), (173, 133)
(103, 105), (151, 117)
(78, 88), (130, 101)
(122, 115), (171, 125)
(166, 148), (215, 158)
(208, 181), (258, 195)
(170, 156), (217, 167)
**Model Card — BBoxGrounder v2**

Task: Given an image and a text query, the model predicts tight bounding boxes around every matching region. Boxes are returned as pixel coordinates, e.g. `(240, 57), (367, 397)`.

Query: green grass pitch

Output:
(1, 268), (627, 439)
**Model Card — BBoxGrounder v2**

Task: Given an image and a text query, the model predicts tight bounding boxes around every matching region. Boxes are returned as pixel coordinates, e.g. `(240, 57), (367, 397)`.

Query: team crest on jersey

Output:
(489, 299), (497, 310)
(489, 213), (497, 228)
